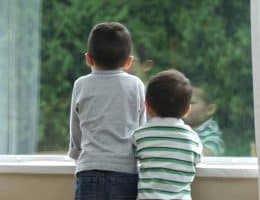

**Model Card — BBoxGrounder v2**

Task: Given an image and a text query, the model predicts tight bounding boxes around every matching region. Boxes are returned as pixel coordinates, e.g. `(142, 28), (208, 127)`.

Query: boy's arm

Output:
(132, 131), (138, 158)
(138, 80), (147, 126)
(68, 81), (82, 160)
(195, 136), (203, 164)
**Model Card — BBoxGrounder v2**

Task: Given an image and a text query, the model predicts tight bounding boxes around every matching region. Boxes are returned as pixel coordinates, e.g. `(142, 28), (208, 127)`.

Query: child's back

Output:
(134, 118), (201, 200)
(69, 70), (145, 173)
(133, 70), (202, 200)
(68, 22), (146, 200)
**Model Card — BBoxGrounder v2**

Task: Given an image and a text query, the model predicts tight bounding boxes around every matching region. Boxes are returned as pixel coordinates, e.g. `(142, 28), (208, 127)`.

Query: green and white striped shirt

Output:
(195, 118), (224, 156)
(133, 117), (202, 200)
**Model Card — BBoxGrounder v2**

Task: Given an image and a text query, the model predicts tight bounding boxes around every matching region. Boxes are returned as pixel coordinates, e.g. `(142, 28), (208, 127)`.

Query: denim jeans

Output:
(75, 170), (138, 200)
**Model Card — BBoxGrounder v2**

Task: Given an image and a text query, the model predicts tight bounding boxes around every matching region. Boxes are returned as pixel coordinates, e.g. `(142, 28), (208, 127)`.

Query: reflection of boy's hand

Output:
(203, 146), (215, 156)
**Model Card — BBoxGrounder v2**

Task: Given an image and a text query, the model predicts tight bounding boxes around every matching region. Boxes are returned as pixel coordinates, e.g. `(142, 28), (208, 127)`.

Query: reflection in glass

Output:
(184, 87), (225, 156)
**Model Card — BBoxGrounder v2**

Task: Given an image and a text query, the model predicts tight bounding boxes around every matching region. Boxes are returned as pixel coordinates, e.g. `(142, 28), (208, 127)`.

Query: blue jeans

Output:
(75, 170), (138, 200)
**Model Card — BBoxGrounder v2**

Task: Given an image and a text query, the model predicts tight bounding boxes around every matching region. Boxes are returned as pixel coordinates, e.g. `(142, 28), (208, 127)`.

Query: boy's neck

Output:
(91, 68), (124, 75)
(92, 65), (123, 71)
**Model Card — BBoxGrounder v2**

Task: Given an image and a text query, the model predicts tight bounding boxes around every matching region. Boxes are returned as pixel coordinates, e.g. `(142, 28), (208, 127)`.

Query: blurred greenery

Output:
(40, 0), (254, 156)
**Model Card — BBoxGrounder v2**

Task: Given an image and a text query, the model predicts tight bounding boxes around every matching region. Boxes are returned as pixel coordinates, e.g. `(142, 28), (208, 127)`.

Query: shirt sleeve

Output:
(132, 131), (138, 158)
(138, 79), (147, 126)
(195, 136), (203, 164)
(68, 81), (82, 160)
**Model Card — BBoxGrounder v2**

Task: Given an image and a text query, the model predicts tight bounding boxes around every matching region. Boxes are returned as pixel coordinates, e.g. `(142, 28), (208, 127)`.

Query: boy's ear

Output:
(183, 104), (192, 118)
(85, 53), (94, 67)
(145, 101), (150, 113)
(123, 56), (134, 71)
(206, 104), (217, 117)
(145, 101), (156, 117)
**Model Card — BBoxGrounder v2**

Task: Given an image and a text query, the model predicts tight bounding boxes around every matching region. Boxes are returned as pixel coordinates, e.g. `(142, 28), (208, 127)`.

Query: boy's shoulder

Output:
(74, 74), (91, 84)
(133, 117), (203, 154)
(71, 74), (90, 91)
(133, 117), (200, 139)
(120, 72), (144, 84)
(74, 72), (144, 87)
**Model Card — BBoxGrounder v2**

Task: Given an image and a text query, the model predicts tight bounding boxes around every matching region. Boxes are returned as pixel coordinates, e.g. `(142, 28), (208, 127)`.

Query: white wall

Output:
(0, 174), (257, 200)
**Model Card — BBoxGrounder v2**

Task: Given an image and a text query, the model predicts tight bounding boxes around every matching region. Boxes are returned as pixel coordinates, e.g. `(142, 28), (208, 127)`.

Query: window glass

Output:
(0, 0), (40, 154)
(0, 0), (254, 156)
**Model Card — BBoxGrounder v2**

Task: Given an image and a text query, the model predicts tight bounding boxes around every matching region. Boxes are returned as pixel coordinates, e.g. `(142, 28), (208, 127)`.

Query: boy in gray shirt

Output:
(68, 22), (146, 200)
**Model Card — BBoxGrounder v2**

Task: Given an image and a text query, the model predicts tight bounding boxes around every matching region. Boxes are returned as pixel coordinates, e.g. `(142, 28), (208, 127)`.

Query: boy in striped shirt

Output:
(133, 69), (202, 200)
(184, 86), (224, 156)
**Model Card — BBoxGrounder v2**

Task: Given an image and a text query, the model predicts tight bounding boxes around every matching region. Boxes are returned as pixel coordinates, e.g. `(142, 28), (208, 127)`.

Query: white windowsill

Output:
(197, 157), (258, 178)
(0, 155), (258, 178)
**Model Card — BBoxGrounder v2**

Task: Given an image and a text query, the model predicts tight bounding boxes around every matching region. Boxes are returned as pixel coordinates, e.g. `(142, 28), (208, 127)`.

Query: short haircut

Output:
(87, 22), (131, 69)
(146, 69), (192, 118)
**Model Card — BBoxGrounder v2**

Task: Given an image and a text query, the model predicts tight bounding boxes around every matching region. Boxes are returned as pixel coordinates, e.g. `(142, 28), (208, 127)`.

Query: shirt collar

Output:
(91, 69), (124, 75)
(146, 117), (185, 127)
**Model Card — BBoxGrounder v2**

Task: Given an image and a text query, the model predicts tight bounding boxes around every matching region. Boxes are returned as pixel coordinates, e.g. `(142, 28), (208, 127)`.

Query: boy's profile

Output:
(184, 86), (224, 156)
(68, 22), (146, 200)
(133, 69), (202, 200)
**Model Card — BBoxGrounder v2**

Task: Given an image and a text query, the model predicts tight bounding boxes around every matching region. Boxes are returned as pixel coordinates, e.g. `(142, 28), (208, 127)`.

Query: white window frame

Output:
(251, 0), (260, 197)
(0, 155), (258, 178)
(0, 0), (259, 179)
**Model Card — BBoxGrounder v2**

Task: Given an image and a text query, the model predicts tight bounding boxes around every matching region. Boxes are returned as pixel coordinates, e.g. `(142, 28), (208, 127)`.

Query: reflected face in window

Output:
(184, 87), (216, 128)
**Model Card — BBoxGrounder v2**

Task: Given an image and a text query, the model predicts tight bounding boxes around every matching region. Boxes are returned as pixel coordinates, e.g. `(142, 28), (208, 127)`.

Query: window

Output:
(0, 1), (254, 157)
(251, 0), (260, 164)
(0, 0), (41, 154)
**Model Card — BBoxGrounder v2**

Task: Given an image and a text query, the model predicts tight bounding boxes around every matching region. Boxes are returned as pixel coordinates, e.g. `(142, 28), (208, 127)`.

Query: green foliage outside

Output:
(40, 0), (254, 156)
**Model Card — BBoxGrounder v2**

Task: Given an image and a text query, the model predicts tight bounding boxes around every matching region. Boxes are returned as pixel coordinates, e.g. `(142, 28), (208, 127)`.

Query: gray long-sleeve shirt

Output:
(68, 69), (146, 174)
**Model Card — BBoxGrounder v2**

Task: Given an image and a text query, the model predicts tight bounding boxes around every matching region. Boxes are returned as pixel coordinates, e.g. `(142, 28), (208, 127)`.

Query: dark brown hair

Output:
(87, 22), (131, 69)
(146, 69), (192, 118)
